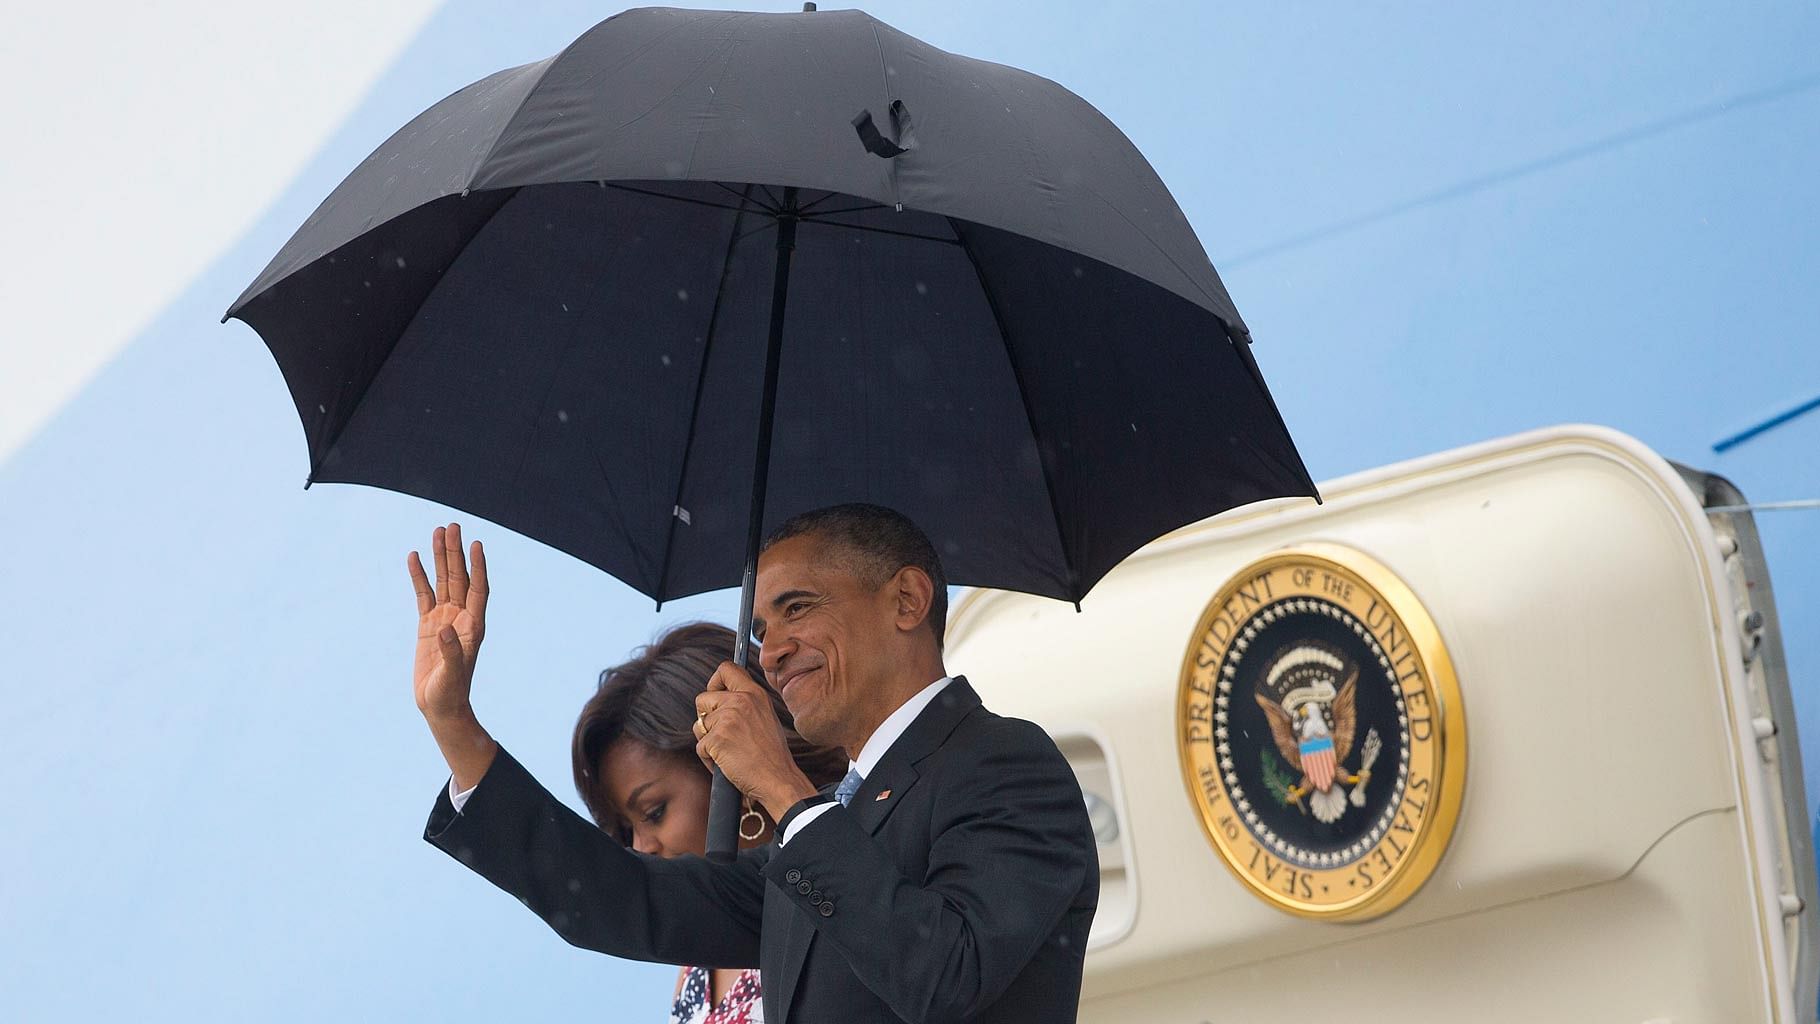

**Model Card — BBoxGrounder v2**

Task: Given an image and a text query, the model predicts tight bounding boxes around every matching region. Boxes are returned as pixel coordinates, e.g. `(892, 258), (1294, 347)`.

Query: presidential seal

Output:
(1177, 543), (1465, 920)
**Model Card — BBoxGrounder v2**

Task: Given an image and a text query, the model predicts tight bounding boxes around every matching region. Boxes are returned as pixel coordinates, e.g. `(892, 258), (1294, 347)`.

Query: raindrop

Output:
(914, 281), (928, 296)
(676, 288), (690, 301)
(561, 303), (569, 312)
(460, 188), (471, 197)
(1072, 266), (1084, 278)
(1130, 423), (1138, 432)
(661, 354), (673, 367)
(363, 280), (372, 288)
(394, 256), (408, 269)
(556, 409), (570, 423)
(317, 404), (327, 414)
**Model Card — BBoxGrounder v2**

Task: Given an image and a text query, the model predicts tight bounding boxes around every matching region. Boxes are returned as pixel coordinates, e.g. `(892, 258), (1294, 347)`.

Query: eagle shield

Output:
(1300, 734), (1337, 792)
(1256, 641), (1362, 822)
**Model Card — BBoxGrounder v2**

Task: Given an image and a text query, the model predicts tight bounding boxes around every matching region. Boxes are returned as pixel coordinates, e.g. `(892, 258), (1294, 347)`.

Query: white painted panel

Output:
(0, 0), (441, 462)
(948, 425), (1790, 1021)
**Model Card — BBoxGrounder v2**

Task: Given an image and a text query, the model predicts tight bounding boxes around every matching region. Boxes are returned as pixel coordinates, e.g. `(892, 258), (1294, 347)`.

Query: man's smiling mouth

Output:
(778, 666), (820, 702)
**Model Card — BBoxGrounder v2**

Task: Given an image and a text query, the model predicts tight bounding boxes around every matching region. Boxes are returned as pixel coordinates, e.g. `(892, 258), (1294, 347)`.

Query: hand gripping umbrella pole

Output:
(707, 187), (799, 863)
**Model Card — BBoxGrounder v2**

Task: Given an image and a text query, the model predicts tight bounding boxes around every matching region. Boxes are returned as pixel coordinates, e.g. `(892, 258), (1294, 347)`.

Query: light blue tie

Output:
(835, 768), (864, 807)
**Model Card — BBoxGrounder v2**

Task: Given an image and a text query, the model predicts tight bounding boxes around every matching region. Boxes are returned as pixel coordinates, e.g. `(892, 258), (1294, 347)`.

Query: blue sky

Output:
(2, 1), (1817, 1018)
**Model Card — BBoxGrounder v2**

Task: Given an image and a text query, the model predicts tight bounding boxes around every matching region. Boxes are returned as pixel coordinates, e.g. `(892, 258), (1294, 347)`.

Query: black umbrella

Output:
(226, 5), (1317, 860)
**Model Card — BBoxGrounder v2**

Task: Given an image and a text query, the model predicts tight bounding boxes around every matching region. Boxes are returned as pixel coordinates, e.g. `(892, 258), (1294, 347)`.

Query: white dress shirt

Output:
(449, 676), (957, 842)
(777, 675), (952, 846)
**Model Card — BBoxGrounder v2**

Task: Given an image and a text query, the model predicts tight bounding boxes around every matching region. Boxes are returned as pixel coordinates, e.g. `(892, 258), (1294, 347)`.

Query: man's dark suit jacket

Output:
(424, 678), (1098, 1023)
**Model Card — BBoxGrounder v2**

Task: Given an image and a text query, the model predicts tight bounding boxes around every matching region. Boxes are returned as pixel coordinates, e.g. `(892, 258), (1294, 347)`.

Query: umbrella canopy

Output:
(226, 5), (1316, 609)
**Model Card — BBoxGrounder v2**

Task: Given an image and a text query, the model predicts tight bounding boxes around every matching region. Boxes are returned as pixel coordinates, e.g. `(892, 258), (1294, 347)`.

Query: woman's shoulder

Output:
(674, 966), (763, 1024)
(710, 969), (763, 1023)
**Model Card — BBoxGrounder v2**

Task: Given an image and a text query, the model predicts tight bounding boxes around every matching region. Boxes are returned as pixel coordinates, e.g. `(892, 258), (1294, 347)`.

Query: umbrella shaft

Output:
(712, 188), (800, 863)
(732, 187), (800, 669)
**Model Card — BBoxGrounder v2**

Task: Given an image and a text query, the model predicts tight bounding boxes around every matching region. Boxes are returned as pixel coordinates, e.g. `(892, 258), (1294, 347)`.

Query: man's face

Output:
(753, 533), (897, 752)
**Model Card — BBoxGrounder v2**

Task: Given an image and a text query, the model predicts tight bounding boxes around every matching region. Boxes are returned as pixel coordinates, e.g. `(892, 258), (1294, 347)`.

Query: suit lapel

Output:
(849, 757), (918, 835)
(849, 678), (981, 835)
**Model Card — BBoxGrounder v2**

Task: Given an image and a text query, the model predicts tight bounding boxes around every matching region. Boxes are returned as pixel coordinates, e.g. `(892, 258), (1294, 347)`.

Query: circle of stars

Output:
(1212, 596), (1416, 870)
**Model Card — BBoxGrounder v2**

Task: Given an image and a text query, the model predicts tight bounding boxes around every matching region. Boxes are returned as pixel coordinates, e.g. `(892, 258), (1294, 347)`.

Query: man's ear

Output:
(889, 565), (935, 635)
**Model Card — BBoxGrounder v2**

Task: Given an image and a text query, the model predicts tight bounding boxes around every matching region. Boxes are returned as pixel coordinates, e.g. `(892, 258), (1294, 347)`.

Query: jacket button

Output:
(797, 880), (812, 895)
(785, 869), (802, 885)
(819, 902), (835, 917)
(809, 891), (822, 905)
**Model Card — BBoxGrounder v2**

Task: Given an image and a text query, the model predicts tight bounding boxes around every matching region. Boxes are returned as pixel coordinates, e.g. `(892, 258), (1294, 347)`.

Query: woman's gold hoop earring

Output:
(739, 799), (767, 842)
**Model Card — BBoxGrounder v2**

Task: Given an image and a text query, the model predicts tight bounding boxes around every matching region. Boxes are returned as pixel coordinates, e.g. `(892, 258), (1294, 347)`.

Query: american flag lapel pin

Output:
(875, 789), (892, 801)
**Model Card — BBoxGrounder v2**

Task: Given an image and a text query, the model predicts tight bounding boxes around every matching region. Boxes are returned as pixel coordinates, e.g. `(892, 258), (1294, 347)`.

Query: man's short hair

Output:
(762, 503), (949, 649)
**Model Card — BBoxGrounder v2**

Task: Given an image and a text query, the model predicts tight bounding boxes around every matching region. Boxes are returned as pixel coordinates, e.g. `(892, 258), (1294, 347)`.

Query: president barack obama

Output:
(412, 503), (1097, 1023)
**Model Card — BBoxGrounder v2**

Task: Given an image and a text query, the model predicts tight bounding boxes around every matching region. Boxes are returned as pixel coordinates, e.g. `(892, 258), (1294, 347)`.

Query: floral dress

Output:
(670, 965), (764, 1024)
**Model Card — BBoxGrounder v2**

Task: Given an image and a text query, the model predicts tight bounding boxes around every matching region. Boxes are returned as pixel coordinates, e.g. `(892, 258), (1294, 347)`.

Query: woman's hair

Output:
(571, 621), (848, 838)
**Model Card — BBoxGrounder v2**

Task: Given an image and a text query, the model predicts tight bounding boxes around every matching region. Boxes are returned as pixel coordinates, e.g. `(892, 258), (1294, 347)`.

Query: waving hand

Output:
(407, 522), (498, 789)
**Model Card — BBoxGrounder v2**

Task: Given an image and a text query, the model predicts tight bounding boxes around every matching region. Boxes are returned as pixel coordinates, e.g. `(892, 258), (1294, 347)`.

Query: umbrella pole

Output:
(707, 187), (799, 863)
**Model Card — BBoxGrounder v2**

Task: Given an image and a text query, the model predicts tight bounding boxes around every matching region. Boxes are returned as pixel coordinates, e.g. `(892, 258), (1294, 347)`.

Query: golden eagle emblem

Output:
(1254, 642), (1382, 823)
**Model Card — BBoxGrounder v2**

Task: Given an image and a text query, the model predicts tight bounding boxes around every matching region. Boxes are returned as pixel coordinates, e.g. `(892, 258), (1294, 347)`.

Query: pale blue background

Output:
(3, 2), (1817, 1018)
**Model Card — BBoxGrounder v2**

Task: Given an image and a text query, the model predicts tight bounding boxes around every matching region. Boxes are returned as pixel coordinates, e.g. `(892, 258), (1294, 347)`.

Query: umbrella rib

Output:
(603, 181), (767, 216)
(797, 218), (960, 246)
(736, 220), (780, 243)
(799, 203), (890, 219)
(652, 187), (763, 607)
(712, 180), (779, 214)
(793, 189), (854, 215)
(945, 217), (1081, 606)
(305, 188), (524, 484)
(1226, 327), (1323, 502)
